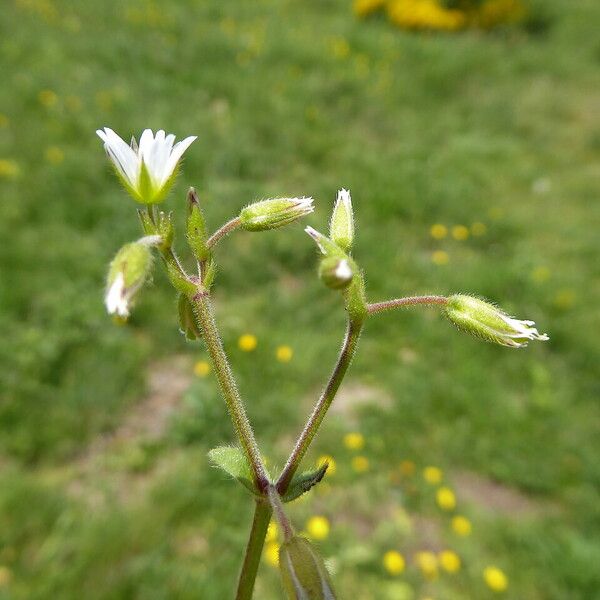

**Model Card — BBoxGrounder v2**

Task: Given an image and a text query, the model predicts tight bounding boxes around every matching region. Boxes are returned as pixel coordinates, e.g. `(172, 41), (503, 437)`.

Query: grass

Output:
(1, 0), (600, 598)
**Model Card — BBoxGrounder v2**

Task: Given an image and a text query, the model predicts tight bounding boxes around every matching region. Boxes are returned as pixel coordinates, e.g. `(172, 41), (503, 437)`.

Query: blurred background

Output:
(1, 0), (599, 598)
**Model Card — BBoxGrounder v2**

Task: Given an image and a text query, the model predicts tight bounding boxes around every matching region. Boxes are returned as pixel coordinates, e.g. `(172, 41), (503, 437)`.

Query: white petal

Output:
(98, 127), (139, 185)
(337, 188), (351, 208)
(105, 272), (129, 316)
(138, 129), (155, 160)
(335, 259), (353, 280)
(162, 135), (197, 184)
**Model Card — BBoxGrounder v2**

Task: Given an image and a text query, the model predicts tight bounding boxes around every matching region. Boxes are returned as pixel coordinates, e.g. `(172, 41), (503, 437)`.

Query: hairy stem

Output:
(235, 500), (272, 600)
(207, 217), (242, 249)
(276, 318), (363, 494)
(267, 485), (294, 542)
(191, 292), (268, 489)
(367, 295), (448, 314)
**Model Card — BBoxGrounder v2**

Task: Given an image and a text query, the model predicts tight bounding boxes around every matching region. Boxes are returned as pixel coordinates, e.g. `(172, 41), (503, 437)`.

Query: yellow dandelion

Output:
(423, 466), (442, 485)
(471, 222), (487, 236)
(383, 550), (405, 575)
(451, 225), (469, 241)
(276, 345), (293, 363)
(38, 89), (58, 108)
(430, 223), (447, 239)
(193, 360), (211, 377)
(343, 432), (365, 451)
(238, 333), (257, 352)
(264, 541), (279, 567)
(0, 565), (12, 587)
(0, 159), (20, 179)
(316, 454), (337, 476)
(306, 516), (330, 540)
(45, 146), (64, 165)
(266, 521), (278, 543)
(553, 289), (576, 310)
(0, 114), (8, 128)
(431, 250), (449, 266)
(531, 266), (550, 283)
(451, 515), (472, 537)
(415, 551), (438, 579)
(483, 566), (508, 592)
(399, 459), (416, 476)
(436, 486), (456, 511)
(439, 550), (461, 573)
(351, 455), (370, 473)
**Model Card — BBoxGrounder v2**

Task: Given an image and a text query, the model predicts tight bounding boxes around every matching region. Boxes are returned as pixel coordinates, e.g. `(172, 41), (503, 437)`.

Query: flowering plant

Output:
(98, 127), (547, 599)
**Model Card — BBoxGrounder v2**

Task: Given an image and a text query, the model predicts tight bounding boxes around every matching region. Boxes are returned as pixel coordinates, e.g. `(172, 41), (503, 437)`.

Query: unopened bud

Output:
(318, 256), (355, 290)
(279, 536), (337, 600)
(329, 189), (354, 252)
(105, 236), (160, 318)
(240, 197), (314, 232)
(444, 295), (549, 348)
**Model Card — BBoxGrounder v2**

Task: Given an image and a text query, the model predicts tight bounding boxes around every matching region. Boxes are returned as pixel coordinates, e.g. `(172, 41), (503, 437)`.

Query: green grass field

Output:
(1, 0), (600, 598)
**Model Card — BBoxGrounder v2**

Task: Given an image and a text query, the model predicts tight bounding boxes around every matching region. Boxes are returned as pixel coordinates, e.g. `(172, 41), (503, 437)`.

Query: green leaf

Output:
(208, 446), (256, 493)
(282, 463), (328, 503)
(177, 293), (202, 341)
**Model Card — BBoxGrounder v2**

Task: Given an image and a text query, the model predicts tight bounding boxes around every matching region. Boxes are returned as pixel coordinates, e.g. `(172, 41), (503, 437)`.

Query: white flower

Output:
(96, 127), (197, 203)
(105, 272), (130, 317)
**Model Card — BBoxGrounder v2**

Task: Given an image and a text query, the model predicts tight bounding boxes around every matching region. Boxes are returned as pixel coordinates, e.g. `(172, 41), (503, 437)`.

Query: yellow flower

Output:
(351, 455), (370, 473)
(264, 541), (280, 567)
(431, 250), (449, 266)
(439, 550), (461, 573)
(0, 114), (8, 128)
(266, 521), (278, 543)
(383, 550), (405, 575)
(553, 289), (576, 310)
(38, 89), (58, 107)
(0, 159), (20, 179)
(276, 345), (293, 363)
(238, 333), (257, 351)
(45, 146), (64, 165)
(451, 225), (469, 241)
(430, 223), (447, 239)
(193, 360), (211, 377)
(353, 0), (386, 18)
(436, 487), (456, 511)
(316, 454), (337, 476)
(483, 566), (508, 592)
(399, 459), (416, 476)
(471, 222), (487, 236)
(343, 432), (365, 450)
(0, 565), (12, 587)
(451, 515), (472, 536)
(423, 466), (442, 485)
(415, 551), (438, 579)
(306, 516), (330, 540)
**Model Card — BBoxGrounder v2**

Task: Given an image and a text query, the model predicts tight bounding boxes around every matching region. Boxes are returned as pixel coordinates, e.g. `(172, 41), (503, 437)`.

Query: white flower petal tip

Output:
(334, 259), (353, 281)
(336, 188), (352, 207)
(97, 127), (197, 204)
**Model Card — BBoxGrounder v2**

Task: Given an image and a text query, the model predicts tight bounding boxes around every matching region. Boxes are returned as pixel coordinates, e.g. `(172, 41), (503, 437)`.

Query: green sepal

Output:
(156, 211), (174, 249)
(282, 463), (328, 503)
(202, 258), (217, 289)
(138, 160), (154, 204)
(177, 293), (202, 340)
(186, 188), (210, 261)
(279, 536), (337, 599)
(208, 446), (256, 494)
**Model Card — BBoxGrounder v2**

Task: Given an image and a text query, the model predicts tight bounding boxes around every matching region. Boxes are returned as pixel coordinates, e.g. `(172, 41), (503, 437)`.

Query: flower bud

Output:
(240, 197), (314, 232)
(186, 188), (209, 261)
(279, 536), (337, 600)
(105, 236), (160, 318)
(318, 256), (355, 290)
(444, 295), (549, 348)
(329, 189), (354, 253)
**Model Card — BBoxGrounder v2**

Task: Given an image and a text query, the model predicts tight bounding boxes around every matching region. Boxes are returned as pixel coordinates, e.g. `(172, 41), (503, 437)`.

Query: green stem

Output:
(207, 217), (242, 249)
(235, 500), (272, 600)
(276, 318), (363, 494)
(191, 292), (268, 490)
